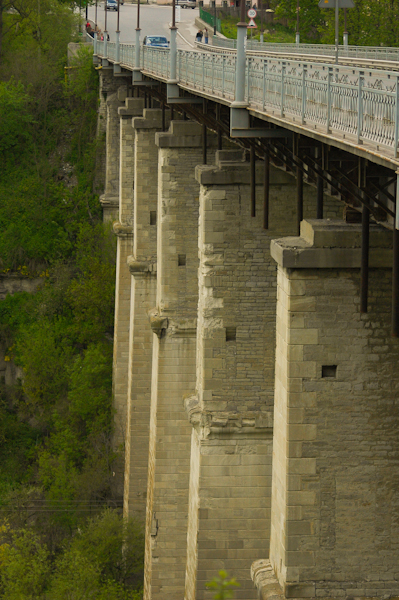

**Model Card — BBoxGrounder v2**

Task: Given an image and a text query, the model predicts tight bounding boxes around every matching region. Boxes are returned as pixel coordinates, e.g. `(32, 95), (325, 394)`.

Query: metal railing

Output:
(94, 39), (399, 158)
(212, 37), (399, 63)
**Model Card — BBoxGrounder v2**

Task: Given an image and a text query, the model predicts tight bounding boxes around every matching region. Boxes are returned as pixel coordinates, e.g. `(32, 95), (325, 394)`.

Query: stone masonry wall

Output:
(189, 154), (344, 600)
(143, 122), (214, 600)
(123, 109), (166, 522)
(270, 220), (399, 599)
(112, 98), (144, 499)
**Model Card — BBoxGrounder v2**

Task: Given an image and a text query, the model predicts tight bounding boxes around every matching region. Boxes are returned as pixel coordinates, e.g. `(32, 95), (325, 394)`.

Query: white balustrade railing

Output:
(94, 40), (399, 158)
(213, 38), (399, 63)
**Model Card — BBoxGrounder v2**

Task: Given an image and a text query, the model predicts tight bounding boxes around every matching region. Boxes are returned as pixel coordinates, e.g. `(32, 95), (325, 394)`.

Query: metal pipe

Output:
(297, 165), (303, 236)
(296, 136), (303, 236)
(316, 146), (323, 219)
(202, 123), (207, 164)
(263, 152), (269, 230)
(250, 146), (256, 217)
(392, 226), (399, 336)
(360, 205), (369, 313)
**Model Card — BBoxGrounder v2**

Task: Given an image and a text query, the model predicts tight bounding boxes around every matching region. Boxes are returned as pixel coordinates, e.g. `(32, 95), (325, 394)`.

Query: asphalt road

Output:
(87, 3), (199, 48)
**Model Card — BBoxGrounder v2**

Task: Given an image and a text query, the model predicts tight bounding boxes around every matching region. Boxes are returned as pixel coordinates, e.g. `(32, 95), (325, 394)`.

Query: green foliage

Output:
(320, 0), (399, 46)
(0, 527), (50, 600)
(0, 511), (144, 600)
(206, 570), (240, 600)
(0, 81), (34, 160)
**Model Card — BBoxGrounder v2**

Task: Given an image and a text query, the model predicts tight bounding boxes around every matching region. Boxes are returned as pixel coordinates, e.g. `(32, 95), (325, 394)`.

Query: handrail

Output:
(94, 41), (399, 161)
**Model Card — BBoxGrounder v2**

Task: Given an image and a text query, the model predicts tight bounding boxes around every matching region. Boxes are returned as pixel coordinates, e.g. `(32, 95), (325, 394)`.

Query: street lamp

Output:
(296, 0), (300, 44)
(343, 7), (348, 46)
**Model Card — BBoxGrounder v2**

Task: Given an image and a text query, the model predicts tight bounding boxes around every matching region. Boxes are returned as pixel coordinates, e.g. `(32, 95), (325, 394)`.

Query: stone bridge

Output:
(94, 33), (399, 600)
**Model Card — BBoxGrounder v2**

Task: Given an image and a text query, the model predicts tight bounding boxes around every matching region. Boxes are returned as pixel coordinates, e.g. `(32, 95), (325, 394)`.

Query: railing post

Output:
(263, 59), (266, 110)
(357, 70), (364, 145)
(211, 54), (214, 93)
(301, 63), (307, 125)
(281, 61), (285, 118)
(326, 66), (332, 133)
(115, 30), (120, 63)
(222, 55), (225, 97)
(202, 53), (205, 91)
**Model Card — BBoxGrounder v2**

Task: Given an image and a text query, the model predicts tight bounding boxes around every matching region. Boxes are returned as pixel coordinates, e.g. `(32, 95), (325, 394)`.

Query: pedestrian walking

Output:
(204, 28), (208, 43)
(196, 29), (203, 42)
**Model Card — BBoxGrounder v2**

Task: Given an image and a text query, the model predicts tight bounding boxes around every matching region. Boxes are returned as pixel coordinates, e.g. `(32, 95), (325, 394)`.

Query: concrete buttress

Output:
(112, 97), (145, 499)
(124, 109), (168, 522)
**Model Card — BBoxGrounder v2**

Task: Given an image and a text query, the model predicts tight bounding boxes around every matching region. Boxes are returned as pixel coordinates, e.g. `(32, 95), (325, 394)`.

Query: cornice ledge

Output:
(251, 560), (285, 600)
(127, 256), (157, 276)
(148, 308), (168, 338)
(184, 394), (203, 427)
(113, 221), (133, 237)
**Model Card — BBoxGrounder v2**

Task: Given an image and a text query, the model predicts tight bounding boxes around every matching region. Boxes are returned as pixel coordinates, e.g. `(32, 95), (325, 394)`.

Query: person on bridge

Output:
(196, 29), (203, 42)
(204, 28), (208, 43)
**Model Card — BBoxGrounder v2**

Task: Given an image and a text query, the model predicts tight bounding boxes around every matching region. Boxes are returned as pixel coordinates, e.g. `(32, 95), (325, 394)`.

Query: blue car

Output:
(143, 36), (169, 48)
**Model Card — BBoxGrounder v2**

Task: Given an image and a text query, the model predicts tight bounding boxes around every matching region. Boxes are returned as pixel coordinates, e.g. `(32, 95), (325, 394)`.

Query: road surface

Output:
(87, 2), (200, 48)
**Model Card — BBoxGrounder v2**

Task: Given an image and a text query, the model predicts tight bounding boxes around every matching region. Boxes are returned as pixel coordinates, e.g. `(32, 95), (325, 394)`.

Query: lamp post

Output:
(343, 7), (348, 46)
(296, 0), (300, 44)
(170, 0), (177, 83)
(115, 0), (120, 70)
(104, 0), (108, 54)
(213, 0), (217, 36)
(234, 0), (247, 105)
(260, 0), (263, 43)
(135, 0), (141, 71)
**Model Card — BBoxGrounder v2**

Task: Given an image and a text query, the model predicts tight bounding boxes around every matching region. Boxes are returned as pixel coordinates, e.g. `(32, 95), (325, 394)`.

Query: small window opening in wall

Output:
(178, 254), (186, 266)
(150, 211), (157, 226)
(226, 327), (236, 342)
(322, 365), (337, 378)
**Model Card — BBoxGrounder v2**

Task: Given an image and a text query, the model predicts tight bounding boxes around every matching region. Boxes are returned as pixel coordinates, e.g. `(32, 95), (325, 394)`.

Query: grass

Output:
(220, 16), (296, 43)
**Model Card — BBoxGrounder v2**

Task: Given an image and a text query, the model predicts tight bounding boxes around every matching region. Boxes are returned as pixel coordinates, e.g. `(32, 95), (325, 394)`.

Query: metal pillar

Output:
(296, 137), (303, 236)
(360, 206), (369, 313)
(250, 146), (256, 217)
(316, 146), (323, 219)
(360, 158), (369, 314)
(393, 172), (399, 336)
(263, 152), (269, 230)
(202, 123), (207, 165)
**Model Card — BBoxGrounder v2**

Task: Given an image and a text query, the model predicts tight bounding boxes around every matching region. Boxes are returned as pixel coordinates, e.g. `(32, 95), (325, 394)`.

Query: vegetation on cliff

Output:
(219, 0), (399, 45)
(0, 2), (144, 598)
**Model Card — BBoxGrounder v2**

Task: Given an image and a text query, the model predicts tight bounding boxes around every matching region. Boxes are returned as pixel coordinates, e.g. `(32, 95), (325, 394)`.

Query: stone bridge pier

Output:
(101, 72), (399, 600)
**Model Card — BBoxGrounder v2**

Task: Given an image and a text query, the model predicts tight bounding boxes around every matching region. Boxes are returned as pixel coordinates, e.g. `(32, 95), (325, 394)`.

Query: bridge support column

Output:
(123, 109), (166, 522)
(142, 121), (213, 600)
(187, 151), (292, 600)
(111, 97), (145, 498)
(265, 219), (399, 600)
(100, 87), (128, 221)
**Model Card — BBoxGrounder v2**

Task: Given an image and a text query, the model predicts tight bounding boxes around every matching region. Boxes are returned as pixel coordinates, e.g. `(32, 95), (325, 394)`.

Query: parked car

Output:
(106, 0), (118, 10)
(176, 0), (196, 7)
(143, 35), (169, 48)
